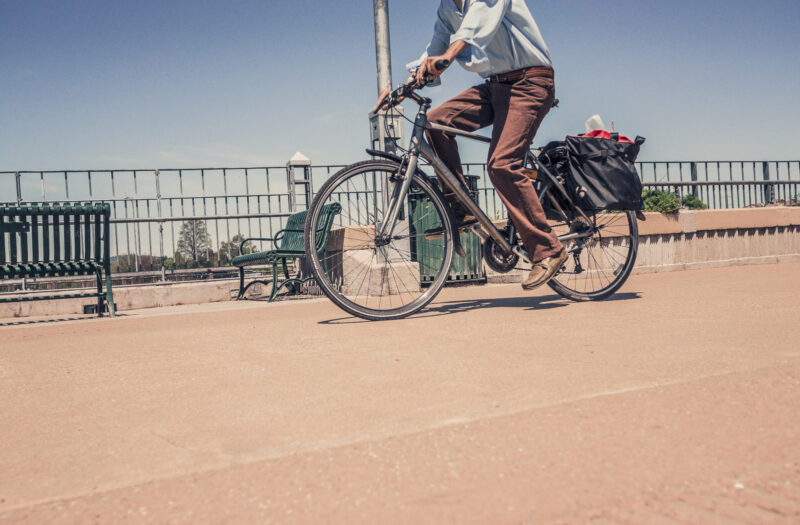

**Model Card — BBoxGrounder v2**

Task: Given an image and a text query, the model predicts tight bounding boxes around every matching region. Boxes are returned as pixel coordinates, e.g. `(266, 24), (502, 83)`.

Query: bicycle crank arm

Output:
(512, 246), (532, 264)
(420, 141), (514, 255)
(464, 222), (533, 264)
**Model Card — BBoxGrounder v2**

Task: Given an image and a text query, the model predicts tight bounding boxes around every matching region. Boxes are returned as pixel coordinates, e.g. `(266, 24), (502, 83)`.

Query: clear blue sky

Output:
(2, 0), (799, 170)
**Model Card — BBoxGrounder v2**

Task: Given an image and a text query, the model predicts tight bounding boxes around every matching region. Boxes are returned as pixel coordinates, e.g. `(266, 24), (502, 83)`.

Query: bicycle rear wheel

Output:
(547, 210), (638, 301)
(305, 160), (455, 321)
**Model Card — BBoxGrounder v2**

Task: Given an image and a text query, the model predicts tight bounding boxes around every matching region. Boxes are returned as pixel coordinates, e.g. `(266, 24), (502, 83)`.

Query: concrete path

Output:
(1, 263), (799, 523)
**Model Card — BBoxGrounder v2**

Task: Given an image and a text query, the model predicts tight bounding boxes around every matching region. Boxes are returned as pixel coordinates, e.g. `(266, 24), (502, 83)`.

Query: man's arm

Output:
(451, 0), (511, 55)
(377, 3), (455, 109)
(414, 0), (511, 85)
(406, 5), (454, 74)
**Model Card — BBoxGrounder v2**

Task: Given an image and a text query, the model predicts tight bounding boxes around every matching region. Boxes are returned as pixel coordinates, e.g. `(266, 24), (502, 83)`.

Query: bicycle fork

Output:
(374, 114), (425, 244)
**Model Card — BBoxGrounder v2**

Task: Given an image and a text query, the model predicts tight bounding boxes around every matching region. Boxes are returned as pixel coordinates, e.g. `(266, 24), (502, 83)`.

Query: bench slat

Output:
(94, 211), (101, 263)
(84, 209), (92, 261)
(31, 214), (39, 262)
(0, 214), (6, 263)
(20, 213), (29, 264)
(63, 213), (71, 261)
(52, 209), (61, 263)
(42, 214), (50, 263)
(73, 212), (81, 260)
(9, 214), (18, 264)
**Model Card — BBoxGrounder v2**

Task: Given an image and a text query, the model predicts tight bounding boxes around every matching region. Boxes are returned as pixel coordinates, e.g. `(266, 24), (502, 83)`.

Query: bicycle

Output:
(303, 76), (639, 321)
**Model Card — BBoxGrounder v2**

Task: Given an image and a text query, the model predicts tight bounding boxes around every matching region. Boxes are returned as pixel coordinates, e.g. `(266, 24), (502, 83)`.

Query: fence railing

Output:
(635, 161), (800, 209)
(2, 159), (798, 283)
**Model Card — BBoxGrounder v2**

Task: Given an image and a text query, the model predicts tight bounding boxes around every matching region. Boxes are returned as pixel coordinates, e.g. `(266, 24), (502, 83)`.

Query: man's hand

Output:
(373, 88), (392, 113)
(415, 55), (450, 86)
(415, 40), (467, 85)
(372, 76), (416, 113)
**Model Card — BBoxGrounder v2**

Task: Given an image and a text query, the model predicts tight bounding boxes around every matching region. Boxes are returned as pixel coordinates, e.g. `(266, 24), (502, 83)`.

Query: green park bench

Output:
(232, 203), (341, 301)
(0, 202), (115, 316)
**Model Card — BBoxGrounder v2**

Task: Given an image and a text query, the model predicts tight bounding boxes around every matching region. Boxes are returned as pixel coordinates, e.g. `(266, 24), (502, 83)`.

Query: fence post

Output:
(286, 166), (295, 212)
(762, 162), (773, 205)
(15, 172), (22, 203)
(155, 169), (166, 281)
(287, 152), (312, 211)
(16, 164), (27, 288)
(14, 174), (29, 288)
(690, 162), (698, 197)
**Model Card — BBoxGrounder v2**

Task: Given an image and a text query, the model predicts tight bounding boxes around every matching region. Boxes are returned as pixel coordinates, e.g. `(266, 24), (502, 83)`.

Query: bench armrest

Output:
(240, 228), (304, 254)
(239, 236), (278, 254)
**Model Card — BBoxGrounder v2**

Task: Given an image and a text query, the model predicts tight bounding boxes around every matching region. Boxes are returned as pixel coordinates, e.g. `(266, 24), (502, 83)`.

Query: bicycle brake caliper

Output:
(390, 156), (408, 182)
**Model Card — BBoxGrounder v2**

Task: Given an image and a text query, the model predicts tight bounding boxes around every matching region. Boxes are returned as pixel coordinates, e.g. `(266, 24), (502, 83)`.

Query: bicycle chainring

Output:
(483, 237), (520, 274)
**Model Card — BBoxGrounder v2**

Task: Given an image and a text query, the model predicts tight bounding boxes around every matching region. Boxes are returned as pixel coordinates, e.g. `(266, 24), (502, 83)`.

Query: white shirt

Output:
(407, 0), (553, 79)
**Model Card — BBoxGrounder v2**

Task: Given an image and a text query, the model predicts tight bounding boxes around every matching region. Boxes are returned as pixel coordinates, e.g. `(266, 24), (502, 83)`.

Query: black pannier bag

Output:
(536, 140), (572, 220)
(563, 133), (646, 211)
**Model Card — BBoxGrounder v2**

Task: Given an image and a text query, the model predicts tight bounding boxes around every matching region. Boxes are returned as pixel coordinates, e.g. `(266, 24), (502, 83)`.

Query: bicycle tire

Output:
(547, 210), (639, 301)
(304, 160), (455, 321)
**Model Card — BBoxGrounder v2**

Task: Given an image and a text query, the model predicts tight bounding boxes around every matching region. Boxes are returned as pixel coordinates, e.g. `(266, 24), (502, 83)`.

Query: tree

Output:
(216, 234), (256, 266)
(177, 220), (211, 263)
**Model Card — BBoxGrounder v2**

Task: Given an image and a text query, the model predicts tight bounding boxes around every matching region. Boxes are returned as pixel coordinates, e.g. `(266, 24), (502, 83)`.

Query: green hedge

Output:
(641, 189), (708, 212)
(681, 194), (708, 210)
(642, 189), (680, 213)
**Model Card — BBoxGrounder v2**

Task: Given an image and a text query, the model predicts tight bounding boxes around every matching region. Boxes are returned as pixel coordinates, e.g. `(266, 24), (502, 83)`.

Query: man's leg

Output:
(426, 83), (494, 216)
(487, 74), (563, 262)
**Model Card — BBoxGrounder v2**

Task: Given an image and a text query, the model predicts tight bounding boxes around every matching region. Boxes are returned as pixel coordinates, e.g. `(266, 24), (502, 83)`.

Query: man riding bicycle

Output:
(377, 0), (567, 290)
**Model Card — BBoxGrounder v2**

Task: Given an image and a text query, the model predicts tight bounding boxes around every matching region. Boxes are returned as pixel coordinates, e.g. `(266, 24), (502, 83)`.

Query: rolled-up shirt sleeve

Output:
(453, 0), (510, 53)
(406, 5), (455, 74)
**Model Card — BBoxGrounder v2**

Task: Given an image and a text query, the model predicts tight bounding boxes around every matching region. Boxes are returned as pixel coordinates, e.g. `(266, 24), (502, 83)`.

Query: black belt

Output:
(489, 66), (554, 84)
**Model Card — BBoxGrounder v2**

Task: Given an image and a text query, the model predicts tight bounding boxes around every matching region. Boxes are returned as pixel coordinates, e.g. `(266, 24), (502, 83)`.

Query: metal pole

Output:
(15, 172), (22, 203)
(155, 169), (166, 281)
(287, 165), (296, 212)
(373, 0), (392, 94)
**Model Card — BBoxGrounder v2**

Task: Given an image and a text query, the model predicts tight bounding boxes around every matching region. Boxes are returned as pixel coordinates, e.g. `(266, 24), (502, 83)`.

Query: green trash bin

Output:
(409, 175), (485, 284)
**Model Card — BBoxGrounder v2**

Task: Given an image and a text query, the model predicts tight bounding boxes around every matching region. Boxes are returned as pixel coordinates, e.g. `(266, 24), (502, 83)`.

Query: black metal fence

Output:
(635, 161), (800, 209)
(2, 159), (798, 284)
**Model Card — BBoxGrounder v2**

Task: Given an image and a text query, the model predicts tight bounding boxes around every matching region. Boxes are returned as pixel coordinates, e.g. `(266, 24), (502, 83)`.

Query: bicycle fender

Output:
(365, 148), (402, 164)
(364, 149), (442, 187)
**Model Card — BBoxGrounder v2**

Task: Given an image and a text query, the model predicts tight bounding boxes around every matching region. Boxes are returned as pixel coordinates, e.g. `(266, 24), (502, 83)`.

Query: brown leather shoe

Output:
(521, 248), (568, 290)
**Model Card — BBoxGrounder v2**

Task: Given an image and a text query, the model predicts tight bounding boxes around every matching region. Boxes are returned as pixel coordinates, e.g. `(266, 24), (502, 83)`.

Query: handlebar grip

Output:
(434, 59), (451, 71)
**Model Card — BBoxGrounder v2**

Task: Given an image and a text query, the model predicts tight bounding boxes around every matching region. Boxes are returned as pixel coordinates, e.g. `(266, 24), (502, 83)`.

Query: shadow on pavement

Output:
(0, 314), (129, 328)
(319, 292), (641, 324)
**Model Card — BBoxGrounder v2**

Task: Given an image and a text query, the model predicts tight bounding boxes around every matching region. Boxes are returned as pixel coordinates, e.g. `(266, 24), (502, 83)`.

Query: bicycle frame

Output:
(375, 93), (594, 263)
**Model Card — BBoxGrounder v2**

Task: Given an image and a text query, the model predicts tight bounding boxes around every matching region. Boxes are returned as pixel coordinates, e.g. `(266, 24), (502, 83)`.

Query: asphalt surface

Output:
(1, 263), (799, 523)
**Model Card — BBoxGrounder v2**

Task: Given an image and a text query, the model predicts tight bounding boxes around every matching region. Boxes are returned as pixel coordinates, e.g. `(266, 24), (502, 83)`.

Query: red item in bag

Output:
(583, 129), (635, 144)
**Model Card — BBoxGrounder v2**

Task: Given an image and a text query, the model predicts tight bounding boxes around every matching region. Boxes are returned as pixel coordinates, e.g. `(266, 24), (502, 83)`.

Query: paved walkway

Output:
(1, 263), (799, 523)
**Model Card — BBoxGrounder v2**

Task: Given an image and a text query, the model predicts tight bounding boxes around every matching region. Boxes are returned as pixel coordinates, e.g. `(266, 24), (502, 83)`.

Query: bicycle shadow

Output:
(318, 292), (641, 324)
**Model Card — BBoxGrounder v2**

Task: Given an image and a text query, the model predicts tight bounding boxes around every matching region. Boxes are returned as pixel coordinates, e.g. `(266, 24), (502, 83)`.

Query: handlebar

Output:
(375, 59), (452, 113)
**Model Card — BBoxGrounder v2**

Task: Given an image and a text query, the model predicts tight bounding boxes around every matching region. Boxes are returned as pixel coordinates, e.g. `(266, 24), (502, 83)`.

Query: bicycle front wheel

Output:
(548, 210), (639, 301)
(305, 160), (455, 321)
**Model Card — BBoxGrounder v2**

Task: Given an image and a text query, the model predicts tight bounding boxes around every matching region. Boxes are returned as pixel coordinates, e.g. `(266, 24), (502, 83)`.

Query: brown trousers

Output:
(426, 69), (563, 262)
